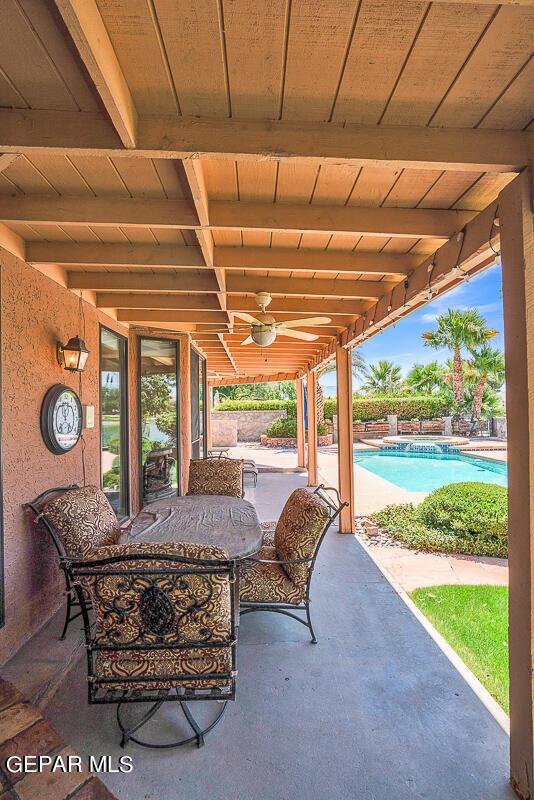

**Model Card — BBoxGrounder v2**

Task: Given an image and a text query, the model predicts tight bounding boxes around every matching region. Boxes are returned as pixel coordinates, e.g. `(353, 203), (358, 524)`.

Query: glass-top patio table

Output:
(122, 494), (263, 559)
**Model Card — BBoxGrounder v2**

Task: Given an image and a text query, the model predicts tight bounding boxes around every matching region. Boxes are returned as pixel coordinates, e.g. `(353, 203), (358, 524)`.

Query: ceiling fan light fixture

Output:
(251, 326), (277, 347)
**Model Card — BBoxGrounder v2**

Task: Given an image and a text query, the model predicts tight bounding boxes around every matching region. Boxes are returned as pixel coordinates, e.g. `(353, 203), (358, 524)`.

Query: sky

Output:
(319, 261), (504, 394)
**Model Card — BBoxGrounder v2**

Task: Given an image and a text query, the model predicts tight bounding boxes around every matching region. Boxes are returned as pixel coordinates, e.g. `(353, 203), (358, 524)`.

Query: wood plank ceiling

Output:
(0, 0), (532, 380)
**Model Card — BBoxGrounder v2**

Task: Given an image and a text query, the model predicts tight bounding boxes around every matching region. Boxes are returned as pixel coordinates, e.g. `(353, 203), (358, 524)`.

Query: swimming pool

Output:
(353, 450), (507, 493)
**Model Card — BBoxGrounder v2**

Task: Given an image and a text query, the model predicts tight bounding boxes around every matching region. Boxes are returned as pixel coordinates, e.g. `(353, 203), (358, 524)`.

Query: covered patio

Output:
(0, 0), (533, 797)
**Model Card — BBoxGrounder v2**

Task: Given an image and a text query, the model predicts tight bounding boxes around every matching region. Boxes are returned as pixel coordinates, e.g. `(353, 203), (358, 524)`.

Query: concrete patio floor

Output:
(40, 473), (513, 800)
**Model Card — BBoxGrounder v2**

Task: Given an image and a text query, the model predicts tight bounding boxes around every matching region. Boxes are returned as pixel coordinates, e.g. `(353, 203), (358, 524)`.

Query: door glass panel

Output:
(140, 339), (179, 501)
(100, 328), (128, 519)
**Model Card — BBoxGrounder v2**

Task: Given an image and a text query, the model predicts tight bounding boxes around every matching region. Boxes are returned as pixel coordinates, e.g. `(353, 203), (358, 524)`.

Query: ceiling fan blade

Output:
(240, 335), (254, 345)
(277, 316), (332, 329)
(277, 328), (318, 342)
(234, 311), (263, 325)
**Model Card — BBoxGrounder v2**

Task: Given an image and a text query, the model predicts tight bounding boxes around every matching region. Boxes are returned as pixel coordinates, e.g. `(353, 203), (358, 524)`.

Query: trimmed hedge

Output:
(322, 394), (450, 421)
(372, 481), (508, 558)
(266, 417), (327, 438)
(214, 399), (296, 415)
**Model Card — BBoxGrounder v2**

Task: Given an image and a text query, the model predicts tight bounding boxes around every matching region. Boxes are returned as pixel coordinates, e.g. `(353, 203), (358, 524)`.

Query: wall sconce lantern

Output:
(57, 336), (90, 372)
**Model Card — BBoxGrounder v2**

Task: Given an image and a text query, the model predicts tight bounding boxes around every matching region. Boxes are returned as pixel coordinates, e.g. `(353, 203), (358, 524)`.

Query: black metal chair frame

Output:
(24, 485), (84, 640)
(240, 485), (347, 643)
(67, 550), (238, 750)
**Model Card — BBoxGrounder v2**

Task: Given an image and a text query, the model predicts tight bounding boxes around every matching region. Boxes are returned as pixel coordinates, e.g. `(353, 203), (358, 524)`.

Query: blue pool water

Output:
(353, 450), (507, 493)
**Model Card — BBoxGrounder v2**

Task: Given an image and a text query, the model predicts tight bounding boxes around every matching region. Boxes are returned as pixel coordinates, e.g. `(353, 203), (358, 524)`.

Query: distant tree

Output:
(406, 361), (447, 395)
(140, 374), (174, 423)
(361, 360), (404, 396)
(316, 351), (366, 421)
(422, 309), (496, 405)
(101, 385), (120, 415)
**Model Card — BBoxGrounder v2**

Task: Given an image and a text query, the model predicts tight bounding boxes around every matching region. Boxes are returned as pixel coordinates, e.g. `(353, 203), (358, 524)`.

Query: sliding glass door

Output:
(139, 338), (180, 502)
(191, 347), (207, 460)
(100, 327), (129, 520)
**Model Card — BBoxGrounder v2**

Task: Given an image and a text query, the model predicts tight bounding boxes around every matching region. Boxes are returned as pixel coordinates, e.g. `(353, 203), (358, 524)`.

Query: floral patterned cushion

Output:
(43, 485), (120, 557)
(274, 488), (330, 586)
(187, 458), (244, 498)
(239, 545), (305, 605)
(76, 542), (234, 692)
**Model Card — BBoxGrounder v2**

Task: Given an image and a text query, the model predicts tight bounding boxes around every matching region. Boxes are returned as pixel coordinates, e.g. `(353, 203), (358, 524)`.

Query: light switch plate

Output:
(83, 404), (95, 429)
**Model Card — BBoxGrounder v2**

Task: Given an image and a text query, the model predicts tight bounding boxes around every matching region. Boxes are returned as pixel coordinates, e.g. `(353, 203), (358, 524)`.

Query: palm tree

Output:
(422, 309), (496, 405)
(406, 361), (447, 394)
(466, 345), (505, 423)
(361, 360), (404, 396)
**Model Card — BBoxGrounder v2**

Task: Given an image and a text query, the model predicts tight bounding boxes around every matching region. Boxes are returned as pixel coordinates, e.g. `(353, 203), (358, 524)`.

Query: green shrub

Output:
(371, 481), (508, 559)
(319, 395), (451, 421)
(323, 397), (337, 420)
(418, 482), (508, 540)
(352, 395), (450, 421)
(215, 399), (296, 415)
(265, 418), (328, 438)
(266, 417), (296, 438)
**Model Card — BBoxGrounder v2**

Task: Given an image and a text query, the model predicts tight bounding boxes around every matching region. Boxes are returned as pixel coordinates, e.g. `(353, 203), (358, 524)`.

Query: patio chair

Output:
(240, 485), (346, 642)
(24, 485), (122, 640)
(187, 457), (244, 498)
(143, 447), (176, 501)
(207, 452), (258, 487)
(68, 541), (237, 749)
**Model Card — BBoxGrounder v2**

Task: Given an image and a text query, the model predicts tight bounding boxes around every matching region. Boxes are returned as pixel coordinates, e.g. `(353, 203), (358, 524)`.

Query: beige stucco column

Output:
(306, 370), (319, 486)
(500, 171), (534, 800)
(296, 377), (306, 468)
(336, 344), (355, 533)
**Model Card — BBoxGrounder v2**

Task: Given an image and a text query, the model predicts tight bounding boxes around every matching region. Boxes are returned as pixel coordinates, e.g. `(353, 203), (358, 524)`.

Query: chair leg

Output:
(116, 699), (228, 750)
(305, 601), (317, 644)
(59, 593), (75, 640)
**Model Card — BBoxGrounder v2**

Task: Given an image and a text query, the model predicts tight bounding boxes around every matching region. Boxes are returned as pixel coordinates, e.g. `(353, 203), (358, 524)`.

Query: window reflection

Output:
(140, 338), (179, 501)
(100, 328), (128, 518)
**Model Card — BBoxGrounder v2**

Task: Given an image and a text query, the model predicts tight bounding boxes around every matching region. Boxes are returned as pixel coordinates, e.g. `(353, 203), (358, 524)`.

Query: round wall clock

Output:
(41, 384), (83, 455)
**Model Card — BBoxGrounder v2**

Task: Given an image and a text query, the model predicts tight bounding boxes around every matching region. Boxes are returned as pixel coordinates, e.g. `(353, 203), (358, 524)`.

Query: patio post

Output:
(206, 383), (212, 451)
(306, 370), (319, 486)
(180, 340), (192, 494)
(336, 344), (355, 533)
(296, 377), (306, 468)
(499, 170), (534, 800)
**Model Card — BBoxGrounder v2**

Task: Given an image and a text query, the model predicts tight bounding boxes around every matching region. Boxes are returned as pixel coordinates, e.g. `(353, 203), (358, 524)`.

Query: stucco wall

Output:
(211, 410), (287, 443)
(0, 249), (130, 664)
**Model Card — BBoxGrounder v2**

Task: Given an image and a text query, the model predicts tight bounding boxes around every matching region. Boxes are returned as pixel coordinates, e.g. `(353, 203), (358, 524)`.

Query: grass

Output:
(410, 585), (509, 712)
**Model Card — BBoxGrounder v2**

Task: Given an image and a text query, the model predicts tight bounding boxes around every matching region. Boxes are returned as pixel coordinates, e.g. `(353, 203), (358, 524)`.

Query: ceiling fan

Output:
(233, 292), (331, 347)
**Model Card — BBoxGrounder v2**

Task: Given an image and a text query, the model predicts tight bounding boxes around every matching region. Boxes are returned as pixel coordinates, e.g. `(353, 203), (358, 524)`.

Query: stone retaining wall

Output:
(212, 409), (287, 444)
(260, 434), (333, 448)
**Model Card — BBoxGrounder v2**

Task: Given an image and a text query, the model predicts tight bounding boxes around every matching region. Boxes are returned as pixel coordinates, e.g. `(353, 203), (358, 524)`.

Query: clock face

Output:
(41, 384), (83, 455)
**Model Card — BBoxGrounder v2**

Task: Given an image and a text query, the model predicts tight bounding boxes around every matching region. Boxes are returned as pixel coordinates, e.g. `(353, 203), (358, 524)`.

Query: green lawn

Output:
(410, 585), (509, 712)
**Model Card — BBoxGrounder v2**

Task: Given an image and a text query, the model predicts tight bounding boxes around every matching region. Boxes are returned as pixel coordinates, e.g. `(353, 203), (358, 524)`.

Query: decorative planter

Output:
(260, 434), (333, 448)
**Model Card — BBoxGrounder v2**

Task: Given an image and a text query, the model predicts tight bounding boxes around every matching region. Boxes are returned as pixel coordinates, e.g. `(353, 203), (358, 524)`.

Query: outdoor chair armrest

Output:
(244, 554), (314, 566)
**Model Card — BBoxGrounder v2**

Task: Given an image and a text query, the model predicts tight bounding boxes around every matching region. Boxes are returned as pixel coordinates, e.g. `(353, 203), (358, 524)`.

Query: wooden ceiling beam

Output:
(210, 202), (470, 239)
(0, 154), (19, 174)
(54, 0), (138, 148)
(1, 196), (470, 239)
(117, 310), (228, 324)
(26, 241), (414, 275)
(1, 110), (530, 172)
(96, 293), (221, 310)
(96, 292), (368, 316)
(214, 247), (416, 275)
(210, 373), (301, 386)
(0, 197), (198, 229)
(27, 242), (204, 268)
(226, 274), (396, 299)
(67, 271), (219, 292)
